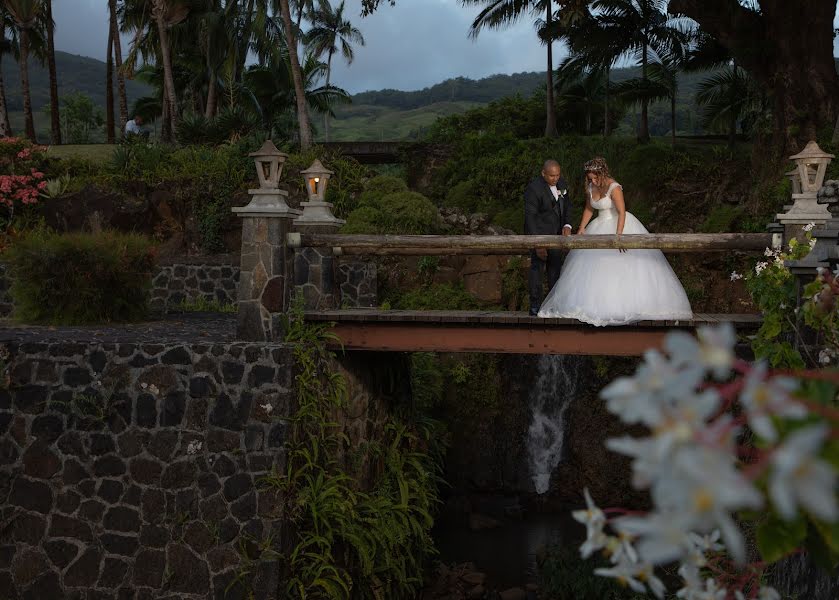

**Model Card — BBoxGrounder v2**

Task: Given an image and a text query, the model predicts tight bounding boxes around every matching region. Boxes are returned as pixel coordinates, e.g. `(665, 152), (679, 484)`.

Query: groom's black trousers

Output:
(528, 249), (564, 315)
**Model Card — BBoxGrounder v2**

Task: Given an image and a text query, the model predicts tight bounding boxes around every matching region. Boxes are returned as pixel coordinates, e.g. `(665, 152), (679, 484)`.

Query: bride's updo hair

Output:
(584, 157), (611, 178)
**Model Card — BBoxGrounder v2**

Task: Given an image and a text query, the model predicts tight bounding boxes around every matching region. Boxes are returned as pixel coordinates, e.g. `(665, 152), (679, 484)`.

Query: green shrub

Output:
(538, 544), (649, 600)
(4, 229), (156, 324)
(410, 352), (444, 413)
(343, 190), (441, 234)
(700, 204), (744, 233)
(388, 282), (487, 310)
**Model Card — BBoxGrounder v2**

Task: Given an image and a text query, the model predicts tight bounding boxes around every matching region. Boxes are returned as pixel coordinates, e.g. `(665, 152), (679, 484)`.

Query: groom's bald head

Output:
(541, 160), (561, 185)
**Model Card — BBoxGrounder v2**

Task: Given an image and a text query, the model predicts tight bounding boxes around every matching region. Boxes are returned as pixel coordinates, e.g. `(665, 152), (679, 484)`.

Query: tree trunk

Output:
(728, 61), (737, 147)
(153, 0), (178, 138)
(19, 28), (36, 143)
(161, 85), (171, 142)
(109, 0), (129, 127)
(671, 94), (676, 145)
(638, 43), (649, 143)
(604, 66), (610, 137)
(106, 27), (115, 143)
(324, 50), (333, 142)
(279, 0), (313, 149)
(544, 1), (558, 138)
(205, 74), (217, 119)
(236, 0), (255, 83)
(46, 0), (61, 144)
(0, 43), (10, 137)
(669, 0), (839, 153)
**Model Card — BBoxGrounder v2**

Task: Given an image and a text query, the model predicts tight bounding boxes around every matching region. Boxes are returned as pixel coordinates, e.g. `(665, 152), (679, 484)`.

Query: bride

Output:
(537, 157), (693, 326)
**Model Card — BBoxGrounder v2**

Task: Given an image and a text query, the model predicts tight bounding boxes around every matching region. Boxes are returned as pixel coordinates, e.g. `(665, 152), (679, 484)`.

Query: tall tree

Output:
(669, 0), (839, 152)
(593, 0), (686, 143)
(105, 23), (115, 142)
(277, 0), (313, 148)
(463, 0), (560, 137)
(44, 0), (60, 143)
(151, 0), (178, 137)
(306, 0), (363, 141)
(0, 7), (17, 136)
(109, 0), (129, 129)
(3, 0), (42, 142)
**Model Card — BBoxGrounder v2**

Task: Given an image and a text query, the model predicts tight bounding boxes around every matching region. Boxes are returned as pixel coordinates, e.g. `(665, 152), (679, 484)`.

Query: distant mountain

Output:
(1, 50), (151, 115)
(330, 67), (717, 141)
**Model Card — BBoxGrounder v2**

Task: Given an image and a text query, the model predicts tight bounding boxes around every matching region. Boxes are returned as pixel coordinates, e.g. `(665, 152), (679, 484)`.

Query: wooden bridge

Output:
(291, 232), (772, 356)
(305, 309), (761, 356)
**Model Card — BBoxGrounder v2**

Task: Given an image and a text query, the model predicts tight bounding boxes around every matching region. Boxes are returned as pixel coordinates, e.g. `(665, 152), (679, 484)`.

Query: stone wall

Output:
(0, 256), (380, 319)
(0, 336), (294, 599)
(151, 256), (240, 314)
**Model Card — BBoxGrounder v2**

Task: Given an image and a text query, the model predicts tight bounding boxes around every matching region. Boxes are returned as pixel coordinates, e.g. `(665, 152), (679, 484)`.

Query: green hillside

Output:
(329, 67), (719, 141)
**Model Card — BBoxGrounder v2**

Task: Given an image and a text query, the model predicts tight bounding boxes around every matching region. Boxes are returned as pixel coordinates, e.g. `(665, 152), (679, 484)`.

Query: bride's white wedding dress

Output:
(537, 181), (693, 326)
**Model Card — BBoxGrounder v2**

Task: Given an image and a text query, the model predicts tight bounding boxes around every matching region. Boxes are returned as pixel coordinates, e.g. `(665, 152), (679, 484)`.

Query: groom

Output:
(524, 159), (572, 316)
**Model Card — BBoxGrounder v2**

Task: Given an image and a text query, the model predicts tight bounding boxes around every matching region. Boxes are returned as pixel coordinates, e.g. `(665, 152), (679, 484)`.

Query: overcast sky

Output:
(53, 0), (839, 95)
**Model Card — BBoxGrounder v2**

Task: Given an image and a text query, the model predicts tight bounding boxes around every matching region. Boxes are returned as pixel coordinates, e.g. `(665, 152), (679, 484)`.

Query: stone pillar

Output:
(785, 181), (839, 356)
(233, 140), (300, 341)
(236, 214), (297, 341)
(292, 224), (340, 311)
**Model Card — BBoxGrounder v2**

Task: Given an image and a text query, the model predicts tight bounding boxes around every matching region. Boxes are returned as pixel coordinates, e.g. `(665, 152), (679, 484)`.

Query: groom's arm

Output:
(524, 182), (539, 234)
(560, 177), (573, 234)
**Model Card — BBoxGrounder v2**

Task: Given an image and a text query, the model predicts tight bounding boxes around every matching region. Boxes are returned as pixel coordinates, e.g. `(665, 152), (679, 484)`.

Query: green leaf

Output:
(756, 513), (807, 562)
(804, 522), (839, 571)
(812, 517), (839, 554)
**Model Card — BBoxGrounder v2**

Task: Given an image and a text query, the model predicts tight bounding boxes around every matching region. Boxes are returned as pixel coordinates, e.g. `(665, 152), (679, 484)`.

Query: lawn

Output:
(45, 144), (117, 162)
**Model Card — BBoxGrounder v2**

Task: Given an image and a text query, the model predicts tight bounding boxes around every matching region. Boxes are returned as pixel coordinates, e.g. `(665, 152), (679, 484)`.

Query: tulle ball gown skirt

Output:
(537, 210), (693, 326)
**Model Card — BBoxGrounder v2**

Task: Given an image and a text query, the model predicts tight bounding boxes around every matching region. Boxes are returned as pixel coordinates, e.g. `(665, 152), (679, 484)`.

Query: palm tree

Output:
(305, 0), (363, 141)
(3, 0), (43, 142)
(555, 60), (608, 134)
(276, 0), (313, 148)
(591, 0), (687, 142)
(695, 65), (766, 145)
(109, 0), (129, 129)
(463, 0), (559, 137)
(0, 6), (18, 136)
(42, 0), (60, 143)
(244, 52), (349, 136)
(106, 20), (115, 141)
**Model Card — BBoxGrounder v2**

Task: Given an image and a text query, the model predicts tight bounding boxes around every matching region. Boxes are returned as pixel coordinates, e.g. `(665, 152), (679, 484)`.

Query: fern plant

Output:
(264, 297), (445, 599)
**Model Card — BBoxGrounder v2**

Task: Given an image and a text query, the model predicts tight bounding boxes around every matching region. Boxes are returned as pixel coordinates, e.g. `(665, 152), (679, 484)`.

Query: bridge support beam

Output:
(324, 323), (674, 355)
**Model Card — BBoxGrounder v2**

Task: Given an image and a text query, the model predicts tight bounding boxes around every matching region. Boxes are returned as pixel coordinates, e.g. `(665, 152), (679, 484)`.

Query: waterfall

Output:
(527, 354), (581, 494)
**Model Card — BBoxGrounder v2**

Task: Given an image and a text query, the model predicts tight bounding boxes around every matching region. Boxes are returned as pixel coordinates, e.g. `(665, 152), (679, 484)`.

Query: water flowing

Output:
(527, 354), (581, 494)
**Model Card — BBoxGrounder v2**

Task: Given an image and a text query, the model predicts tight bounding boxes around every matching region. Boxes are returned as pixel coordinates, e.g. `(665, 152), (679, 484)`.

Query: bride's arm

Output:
(577, 196), (594, 235)
(612, 186), (627, 236)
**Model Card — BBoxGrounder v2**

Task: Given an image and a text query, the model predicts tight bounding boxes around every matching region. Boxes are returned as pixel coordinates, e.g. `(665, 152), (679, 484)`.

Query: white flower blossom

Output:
(739, 363), (805, 442)
(803, 222), (816, 232)
(809, 237), (818, 249)
(755, 261), (769, 275)
(819, 348), (835, 365)
(260, 402), (274, 415)
(594, 559), (648, 595)
(665, 324), (736, 380)
(757, 587), (782, 600)
(676, 578), (727, 600)
(730, 271), (743, 281)
(770, 424), (838, 522)
(572, 488), (608, 558)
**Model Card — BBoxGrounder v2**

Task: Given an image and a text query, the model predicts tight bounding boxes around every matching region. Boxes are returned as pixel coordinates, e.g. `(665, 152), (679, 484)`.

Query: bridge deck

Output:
(305, 310), (762, 356)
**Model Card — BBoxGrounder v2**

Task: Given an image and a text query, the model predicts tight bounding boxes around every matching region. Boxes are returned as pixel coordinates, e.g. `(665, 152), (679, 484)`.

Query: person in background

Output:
(124, 115), (149, 139)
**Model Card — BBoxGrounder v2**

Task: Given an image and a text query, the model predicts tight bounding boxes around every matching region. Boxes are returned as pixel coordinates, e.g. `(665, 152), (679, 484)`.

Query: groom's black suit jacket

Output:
(524, 175), (572, 235)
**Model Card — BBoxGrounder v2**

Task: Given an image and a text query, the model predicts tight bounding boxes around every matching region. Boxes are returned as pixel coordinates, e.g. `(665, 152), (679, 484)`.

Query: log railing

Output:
(288, 232), (774, 256)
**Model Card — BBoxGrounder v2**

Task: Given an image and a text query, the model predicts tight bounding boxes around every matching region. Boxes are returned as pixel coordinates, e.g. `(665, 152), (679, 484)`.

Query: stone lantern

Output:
(777, 141), (834, 228)
(294, 159), (345, 226)
(291, 159), (343, 312)
(232, 140), (300, 342)
(232, 140), (299, 217)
